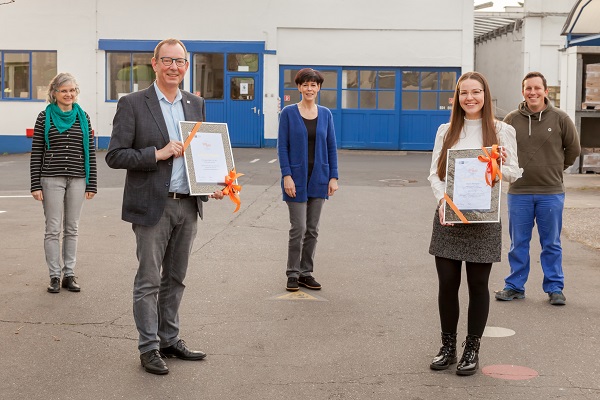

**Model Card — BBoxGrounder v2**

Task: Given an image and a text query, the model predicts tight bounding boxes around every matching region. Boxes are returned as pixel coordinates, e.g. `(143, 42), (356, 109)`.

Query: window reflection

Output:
(421, 92), (437, 110)
(227, 53), (258, 72)
(378, 91), (395, 110)
(402, 92), (418, 110)
(193, 53), (224, 99)
(402, 71), (419, 89)
(440, 72), (456, 90)
(421, 72), (438, 90)
(32, 52), (57, 100)
(360, 90), (376, 109)
(3, 53), (29, 99)
(319, 91), (337, 109)
(230, 77), (254, 100)
(378, 71), (395, 89)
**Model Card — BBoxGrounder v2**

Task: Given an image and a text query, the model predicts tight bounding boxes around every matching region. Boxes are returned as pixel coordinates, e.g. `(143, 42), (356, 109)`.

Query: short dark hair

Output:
(294, 68), (324, 86)
(522, 71), (547, 90)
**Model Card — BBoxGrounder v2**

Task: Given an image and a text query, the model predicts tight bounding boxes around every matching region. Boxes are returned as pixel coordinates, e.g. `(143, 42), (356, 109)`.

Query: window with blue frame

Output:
(281, 68), (338, 109)
(106, 52), (156, 101)
(1, 50), (57, 101)
(402, 70), (456, 110)
(341, 69), (395, 110)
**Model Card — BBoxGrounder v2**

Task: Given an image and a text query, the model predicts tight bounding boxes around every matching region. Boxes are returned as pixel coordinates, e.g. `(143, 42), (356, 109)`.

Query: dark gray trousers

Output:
(132, 197), (198, 354)
(286, 198), (325, 278)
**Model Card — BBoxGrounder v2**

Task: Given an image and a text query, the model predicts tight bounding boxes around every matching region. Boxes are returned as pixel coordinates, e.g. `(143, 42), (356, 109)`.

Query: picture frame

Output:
(179, 121), (236, 195)
(443, 147), (502, 224)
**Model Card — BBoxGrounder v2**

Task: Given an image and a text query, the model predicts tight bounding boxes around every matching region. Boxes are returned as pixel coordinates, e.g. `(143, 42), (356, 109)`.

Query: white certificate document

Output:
(190, 132), (228, 183)
(452, 157), (491, 210)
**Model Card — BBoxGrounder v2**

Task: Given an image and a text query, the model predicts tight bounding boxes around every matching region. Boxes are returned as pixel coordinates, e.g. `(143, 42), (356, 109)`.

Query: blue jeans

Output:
(40, 176), (86, 279)
(506, 193), (565, 294)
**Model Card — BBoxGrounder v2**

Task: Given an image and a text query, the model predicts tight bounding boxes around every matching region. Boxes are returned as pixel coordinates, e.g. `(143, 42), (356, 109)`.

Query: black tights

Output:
(435, 256), (492, 337)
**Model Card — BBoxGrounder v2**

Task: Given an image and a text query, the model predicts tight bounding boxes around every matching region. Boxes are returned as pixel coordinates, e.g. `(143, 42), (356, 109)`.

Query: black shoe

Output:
(456, 335), (481, 376)
(140, 349), (169, 375)
(495, 288), (524, 301)
(298, 276), (321, 290)
(61, 276), (80, 292)
(286, 277), (299, 292)
(47, 277), (60, 293)
(430, 332), (457, 370)
(549, 291), (566, 306)
(160, 339), (206, 361)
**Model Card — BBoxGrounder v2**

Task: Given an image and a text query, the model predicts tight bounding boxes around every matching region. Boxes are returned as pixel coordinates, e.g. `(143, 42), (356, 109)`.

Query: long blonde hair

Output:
(436, 71), (498, 180)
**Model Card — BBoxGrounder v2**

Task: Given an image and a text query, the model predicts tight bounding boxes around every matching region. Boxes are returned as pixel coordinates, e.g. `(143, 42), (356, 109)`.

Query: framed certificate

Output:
(443, 147), (502, 224)
(179, 121), (236, 195)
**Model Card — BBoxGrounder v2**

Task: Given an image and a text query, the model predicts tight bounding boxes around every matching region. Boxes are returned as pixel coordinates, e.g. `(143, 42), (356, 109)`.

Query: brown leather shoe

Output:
(160, 339), (206, 360)
(61, 276), (80, 292)
(140, 349), (169, 375)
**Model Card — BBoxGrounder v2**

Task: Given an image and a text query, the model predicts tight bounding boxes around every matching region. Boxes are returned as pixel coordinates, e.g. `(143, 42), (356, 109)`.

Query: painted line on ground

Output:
(249, 159), (260, 163)
(268, 159), (278, 163)
(0, 195), (31, 198)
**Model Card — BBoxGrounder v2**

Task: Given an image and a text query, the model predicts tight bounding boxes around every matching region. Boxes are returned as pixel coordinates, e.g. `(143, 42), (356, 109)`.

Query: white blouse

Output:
(428, 118), (523, 203)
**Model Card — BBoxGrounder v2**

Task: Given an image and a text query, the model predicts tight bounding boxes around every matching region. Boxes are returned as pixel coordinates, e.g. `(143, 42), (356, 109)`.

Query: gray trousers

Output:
(41, 176), (86, 279)
(286, 198), (325, 278)
(132, 197), (198, 354)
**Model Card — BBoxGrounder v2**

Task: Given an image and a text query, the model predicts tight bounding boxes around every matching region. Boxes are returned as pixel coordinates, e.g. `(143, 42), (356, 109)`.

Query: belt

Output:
(168, 192), (191, 199)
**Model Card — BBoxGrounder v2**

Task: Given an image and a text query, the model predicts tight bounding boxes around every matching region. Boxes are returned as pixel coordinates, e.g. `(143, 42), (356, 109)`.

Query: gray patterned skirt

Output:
(429, 208), (501, 263)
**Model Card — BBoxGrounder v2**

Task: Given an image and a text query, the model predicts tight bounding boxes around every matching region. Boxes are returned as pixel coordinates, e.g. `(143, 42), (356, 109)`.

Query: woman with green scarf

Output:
(30, 72), (97, 294)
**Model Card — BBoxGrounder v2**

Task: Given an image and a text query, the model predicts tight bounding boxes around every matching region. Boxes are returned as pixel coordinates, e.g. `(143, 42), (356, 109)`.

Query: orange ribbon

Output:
(443, 193), (470, 224)
(477, 145), (502, 187)
(182, 122), (202, 152)
(222, 169), (244, 213)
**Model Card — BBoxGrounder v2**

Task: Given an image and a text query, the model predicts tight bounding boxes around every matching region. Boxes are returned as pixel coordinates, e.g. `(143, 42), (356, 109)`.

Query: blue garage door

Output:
(280, 66), (459, 150)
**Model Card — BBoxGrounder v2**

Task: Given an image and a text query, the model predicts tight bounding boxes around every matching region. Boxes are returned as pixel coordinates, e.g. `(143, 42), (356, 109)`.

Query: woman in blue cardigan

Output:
(278, 68), (339, 292)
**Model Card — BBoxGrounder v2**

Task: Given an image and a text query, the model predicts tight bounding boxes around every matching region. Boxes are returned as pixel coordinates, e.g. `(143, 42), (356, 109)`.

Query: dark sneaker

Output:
(495, 288), (525, 301)
(549, 291), (566, 306)
(298, 276), (321, 290)
(47, 277), (60, 293)
(286, 277), (299, 292)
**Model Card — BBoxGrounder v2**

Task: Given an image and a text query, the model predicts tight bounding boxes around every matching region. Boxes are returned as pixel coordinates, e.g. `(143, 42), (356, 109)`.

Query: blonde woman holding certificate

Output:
(427, 72), (522, 376)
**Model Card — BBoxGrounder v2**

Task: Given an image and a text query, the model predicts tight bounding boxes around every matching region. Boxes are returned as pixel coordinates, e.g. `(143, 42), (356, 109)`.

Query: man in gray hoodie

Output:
(495, 71), (580, 306)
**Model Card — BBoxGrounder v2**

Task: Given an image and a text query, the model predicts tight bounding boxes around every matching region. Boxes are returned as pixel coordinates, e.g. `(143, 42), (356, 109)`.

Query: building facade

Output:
(0, 0), (475, 153)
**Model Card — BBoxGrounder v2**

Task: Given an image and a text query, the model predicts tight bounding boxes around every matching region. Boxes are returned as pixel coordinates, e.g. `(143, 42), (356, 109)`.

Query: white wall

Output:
(475, 0), (577, 117)
(0, 0), (473, 148)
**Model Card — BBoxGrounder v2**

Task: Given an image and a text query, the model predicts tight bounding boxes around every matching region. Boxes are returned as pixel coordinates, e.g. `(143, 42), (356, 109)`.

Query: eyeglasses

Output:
(160, 57), (187, 67)
(55, 88), (78, 95)
(458, 89), (484, 97)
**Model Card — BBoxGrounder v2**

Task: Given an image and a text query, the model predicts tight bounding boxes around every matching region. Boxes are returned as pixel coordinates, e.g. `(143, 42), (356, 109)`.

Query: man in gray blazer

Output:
(106, 38), (223, 375)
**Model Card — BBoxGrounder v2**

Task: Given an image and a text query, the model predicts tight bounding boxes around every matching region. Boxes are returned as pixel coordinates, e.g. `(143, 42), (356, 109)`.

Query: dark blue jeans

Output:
(505, 193), (565, 294)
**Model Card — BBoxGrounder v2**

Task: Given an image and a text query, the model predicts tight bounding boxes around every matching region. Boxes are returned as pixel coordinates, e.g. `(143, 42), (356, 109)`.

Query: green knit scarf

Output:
(44, 103), (90, 185)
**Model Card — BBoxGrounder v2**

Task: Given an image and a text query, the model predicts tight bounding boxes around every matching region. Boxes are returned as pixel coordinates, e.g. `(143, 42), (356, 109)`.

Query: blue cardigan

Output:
(277, 104), (339, 202)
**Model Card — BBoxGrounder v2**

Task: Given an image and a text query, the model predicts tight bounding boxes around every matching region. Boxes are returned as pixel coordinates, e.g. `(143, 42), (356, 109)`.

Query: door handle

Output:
(251, 106), (257, 113)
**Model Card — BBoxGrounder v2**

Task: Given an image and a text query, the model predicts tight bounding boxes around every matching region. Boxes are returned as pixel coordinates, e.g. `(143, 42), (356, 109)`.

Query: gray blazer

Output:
(106, 85), (207, 227)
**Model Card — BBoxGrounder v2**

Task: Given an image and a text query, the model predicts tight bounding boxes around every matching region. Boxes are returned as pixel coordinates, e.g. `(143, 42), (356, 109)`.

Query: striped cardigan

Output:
(30, 110), (98, 193)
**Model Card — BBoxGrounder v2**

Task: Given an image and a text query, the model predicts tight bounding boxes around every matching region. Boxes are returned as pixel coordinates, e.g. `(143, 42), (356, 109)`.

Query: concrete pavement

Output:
(1, 149), (599, 400)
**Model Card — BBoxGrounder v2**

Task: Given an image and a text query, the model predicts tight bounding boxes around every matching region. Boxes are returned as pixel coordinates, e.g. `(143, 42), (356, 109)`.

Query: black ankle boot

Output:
(430, 332), (457, 370)
(456, 334), (481, 376)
